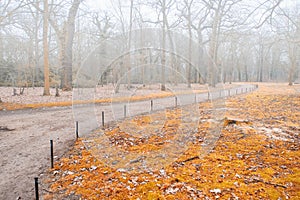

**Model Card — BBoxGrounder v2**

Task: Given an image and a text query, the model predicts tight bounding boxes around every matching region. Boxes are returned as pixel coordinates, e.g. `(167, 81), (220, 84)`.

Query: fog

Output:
(0, 0), (299, 93)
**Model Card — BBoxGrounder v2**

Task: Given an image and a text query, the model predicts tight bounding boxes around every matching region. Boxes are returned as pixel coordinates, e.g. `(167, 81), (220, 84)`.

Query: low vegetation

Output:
(43, 84), (300, 199)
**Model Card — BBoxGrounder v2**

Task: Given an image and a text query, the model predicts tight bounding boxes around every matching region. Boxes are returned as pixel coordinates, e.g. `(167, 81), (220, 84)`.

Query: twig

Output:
(263, 180), (287, 189)
(0, 126), (15, 131)
(245, 176), (287, 188)
(182, 156), (200, 163)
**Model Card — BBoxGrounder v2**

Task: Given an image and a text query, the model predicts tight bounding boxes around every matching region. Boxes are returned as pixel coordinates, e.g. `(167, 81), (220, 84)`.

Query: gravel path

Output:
(0, 84), (256, 199)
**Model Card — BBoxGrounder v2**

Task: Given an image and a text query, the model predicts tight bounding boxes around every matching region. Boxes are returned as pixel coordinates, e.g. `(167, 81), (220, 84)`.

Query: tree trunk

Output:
(60, 0), (80, 91)
(34, 0), (40, 88)
(127, 0), (134, 89)
(208, 37), (217, 86)
(187, 2), (192, 88)
(165, 21), (176, 86)
(288, 44), (296, 86)
(257, 39), (264, 82)
(197, 28), (204, 84)
(43, 0), (50, 96)
(238, 64), (241, 82)
(139, 28), (145, 86)
(208, 8), (220, 87)
(161, 0), (166, 91)
(245, 64), (248, 82)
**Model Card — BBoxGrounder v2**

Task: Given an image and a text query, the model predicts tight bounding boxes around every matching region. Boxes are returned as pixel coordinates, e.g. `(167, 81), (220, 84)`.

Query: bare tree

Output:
(179, 0), (194, 88)
(278, 4), (300, 85)
(146, 0), (177, 90)
(43, 0), (50, 95)
(202, 0), (244, 86)
(1, 0), (299, 91)
(30, 0), (81, 90)
(45, 0), (81, 91)
(190, 4), (210, 84)
(128, 0), (134, 89)
(0, 0), (28, 27)
(61, 0), (81, 90)
(161, 0), (167, 91)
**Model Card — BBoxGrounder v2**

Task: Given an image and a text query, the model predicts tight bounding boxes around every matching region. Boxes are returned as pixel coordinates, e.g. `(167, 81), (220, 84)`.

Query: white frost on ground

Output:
(258, 127), (295, 142)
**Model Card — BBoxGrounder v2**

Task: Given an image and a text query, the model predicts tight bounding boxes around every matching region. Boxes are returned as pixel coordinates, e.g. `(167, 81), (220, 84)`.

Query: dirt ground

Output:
(0, 83), (220, 199)
(0, 107), (75, 199)
(0, 83), (296, 199)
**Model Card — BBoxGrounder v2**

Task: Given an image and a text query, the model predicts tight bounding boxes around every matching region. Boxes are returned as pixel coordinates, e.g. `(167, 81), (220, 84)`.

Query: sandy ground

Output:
(0, 107), (75, 199)
(0, 83), (257, 199)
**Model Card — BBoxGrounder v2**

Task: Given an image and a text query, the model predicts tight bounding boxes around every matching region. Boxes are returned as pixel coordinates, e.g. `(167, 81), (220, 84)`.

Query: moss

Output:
(43, 85), (300, 199)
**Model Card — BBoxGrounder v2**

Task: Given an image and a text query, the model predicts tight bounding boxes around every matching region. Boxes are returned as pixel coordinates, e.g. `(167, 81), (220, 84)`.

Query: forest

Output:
(0, 0), (299, 93)
(0, 0), (300, 199)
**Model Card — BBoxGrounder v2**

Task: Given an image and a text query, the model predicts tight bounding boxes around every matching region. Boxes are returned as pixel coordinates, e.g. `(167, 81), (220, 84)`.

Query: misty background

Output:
(0, 0), (299, 94)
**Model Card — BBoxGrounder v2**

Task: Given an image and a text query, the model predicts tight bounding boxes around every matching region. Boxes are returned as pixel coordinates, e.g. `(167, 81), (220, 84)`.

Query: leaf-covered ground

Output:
(43, 83), (300, 199)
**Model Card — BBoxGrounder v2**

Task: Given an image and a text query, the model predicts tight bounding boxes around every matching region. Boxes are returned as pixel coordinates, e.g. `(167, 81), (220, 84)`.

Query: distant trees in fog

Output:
(0, 0), (299, 93)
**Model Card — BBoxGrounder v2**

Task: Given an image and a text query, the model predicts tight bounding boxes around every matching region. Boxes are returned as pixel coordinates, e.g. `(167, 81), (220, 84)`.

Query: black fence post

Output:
(150, 100), (153, 112)
(75, 121), (79, 139)
(175, 97), (177, 107)
(34, 177), (39, 200)
(50, 140), (54, 169)
(102, 111), (105, 127)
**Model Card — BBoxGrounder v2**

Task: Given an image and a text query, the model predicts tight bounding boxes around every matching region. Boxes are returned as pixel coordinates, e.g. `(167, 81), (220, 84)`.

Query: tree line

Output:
(0, 0), (299, 95)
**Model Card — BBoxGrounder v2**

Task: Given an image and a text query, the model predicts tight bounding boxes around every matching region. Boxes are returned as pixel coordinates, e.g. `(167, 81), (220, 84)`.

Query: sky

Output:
(85, 0), (117, 11)
(84, 0), (299, 24)
(85, 0), (299, 9)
